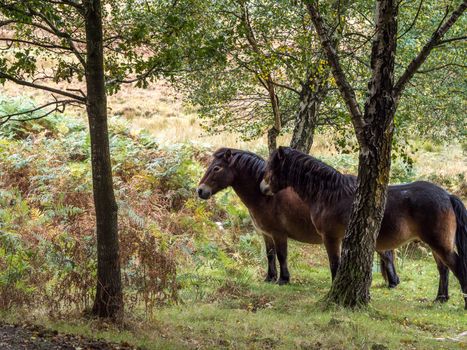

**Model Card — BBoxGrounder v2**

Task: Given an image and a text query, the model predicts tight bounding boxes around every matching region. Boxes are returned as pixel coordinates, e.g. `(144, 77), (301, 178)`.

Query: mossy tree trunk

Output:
(307, 0), (398, 307)
(325, 0), (398, 307)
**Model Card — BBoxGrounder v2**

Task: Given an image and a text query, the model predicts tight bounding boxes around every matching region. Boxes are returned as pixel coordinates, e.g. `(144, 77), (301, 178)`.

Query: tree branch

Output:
(397, 0), (424, 39)
(0, 19), (14, 27)
(0, 37), (70, 51)
(25, 5), (86, 67)
(394, 0), (467, 100)
(270, 80), (300, 95)
(0, 71), (87, 102)
(436, 35), (467, 45)
(0, 98), (80, 126)
(416, 62), (467, 74)
(305, 1), (364, 134)
(0, 4), (85, 42)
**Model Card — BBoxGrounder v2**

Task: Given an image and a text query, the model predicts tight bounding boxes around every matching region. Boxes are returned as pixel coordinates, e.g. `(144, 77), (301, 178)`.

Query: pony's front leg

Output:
(263, 235), (277, 282)
(378, 250), (400, 288)
(275, 238), (290, 285)
(323, 236), (341, 281)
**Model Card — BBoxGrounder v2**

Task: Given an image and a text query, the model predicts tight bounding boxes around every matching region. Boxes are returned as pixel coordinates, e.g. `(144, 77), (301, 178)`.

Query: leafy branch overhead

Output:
(0, 0), (202, 119)
(305, 0), (466, 143)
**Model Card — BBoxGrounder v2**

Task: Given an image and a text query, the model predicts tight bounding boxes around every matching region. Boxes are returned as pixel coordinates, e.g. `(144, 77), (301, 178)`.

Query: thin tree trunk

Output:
(267, 127), (279, 155)
(266, 78), (281, 155)
(84, 0), (123, 319)
(326, 0), (398, 307)
(290, 78), (324, 153)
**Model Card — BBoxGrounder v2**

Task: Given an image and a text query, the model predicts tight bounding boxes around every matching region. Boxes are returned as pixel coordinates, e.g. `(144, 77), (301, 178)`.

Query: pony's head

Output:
(260, 146), (289, 196)
(197, 148), (236, 199)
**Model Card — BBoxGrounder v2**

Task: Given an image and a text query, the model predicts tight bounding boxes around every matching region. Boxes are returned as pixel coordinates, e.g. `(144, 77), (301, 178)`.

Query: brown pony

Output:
(260, 146), (467, 308)
(197, 148), (399, 286)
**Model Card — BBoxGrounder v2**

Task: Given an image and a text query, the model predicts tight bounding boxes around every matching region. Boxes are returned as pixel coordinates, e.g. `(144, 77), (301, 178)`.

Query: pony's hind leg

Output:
(275, 238), (290, 285)
(432, 248), (467, 309)
(378, 250), (400, 288)
(433, 253), (450, 303)
(263, 235), (277, 282)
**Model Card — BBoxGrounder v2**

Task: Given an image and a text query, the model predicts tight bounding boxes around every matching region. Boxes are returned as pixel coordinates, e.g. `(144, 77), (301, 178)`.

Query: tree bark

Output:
(289, 77), (325, 153)
(266, 78), (281, 155)
(326, 0), (398, 307)
(84, 0), (123, 319)
(267, 127), (279, 155)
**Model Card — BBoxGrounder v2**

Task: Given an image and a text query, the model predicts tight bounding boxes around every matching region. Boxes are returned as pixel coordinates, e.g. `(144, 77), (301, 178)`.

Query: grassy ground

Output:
(3, 246), (466, 350)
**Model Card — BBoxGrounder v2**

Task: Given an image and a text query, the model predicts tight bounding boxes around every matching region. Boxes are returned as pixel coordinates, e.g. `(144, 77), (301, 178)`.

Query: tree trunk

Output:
(326, 0), (398, 307)
(266, 78), (281, 155)
(267, 127), (279, 155)
(84, 0), (123, 320)
(289, 79), (323, 153)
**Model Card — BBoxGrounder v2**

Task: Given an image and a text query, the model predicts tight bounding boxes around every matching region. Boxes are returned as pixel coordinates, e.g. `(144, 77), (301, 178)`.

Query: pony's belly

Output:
(253, 219), (322, 244)
(376, 213), (420, 251)
(376, 231), (415, 251)
(286, 230), (323, 244)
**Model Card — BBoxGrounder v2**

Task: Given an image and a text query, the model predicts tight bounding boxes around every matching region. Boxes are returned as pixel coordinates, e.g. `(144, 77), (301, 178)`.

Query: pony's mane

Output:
(214, 148), (266, 182)
(274, 147), (356, 203)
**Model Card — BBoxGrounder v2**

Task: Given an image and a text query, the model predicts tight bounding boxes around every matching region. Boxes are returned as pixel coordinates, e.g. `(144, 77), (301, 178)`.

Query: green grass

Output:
(4, 247), (466, 350)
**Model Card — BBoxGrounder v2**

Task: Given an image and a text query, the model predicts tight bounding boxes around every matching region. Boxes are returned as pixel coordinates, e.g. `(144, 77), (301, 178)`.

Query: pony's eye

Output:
(213, 166), (222, 172)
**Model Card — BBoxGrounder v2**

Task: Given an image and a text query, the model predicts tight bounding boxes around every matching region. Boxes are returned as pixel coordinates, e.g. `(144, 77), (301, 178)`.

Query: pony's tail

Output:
(450, 194), (467, 284)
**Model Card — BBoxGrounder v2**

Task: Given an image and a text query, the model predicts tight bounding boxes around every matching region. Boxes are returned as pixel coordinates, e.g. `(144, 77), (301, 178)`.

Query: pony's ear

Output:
(277, 146), (286, 160)
(224, 149), (232, 162)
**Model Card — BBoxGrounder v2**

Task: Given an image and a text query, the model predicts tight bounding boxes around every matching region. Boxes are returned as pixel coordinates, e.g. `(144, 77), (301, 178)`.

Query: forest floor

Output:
(0, 323), (137, 349)
(2, 254), (467, 350)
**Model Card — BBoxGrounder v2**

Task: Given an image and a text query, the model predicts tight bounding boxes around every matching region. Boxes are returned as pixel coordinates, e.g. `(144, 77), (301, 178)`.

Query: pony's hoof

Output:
(388, 278), (400, 289)
(277, 278), (290, 285)
(434, 295), (449, 303)
(264, 275), (277, 283)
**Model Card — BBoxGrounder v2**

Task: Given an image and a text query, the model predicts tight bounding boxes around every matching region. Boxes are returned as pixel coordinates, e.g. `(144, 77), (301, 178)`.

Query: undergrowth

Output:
(0, 97), (257, 316)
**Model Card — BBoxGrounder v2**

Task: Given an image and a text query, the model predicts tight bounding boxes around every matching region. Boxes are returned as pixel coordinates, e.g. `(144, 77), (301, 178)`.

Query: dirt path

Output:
(0, 323), (138, 350)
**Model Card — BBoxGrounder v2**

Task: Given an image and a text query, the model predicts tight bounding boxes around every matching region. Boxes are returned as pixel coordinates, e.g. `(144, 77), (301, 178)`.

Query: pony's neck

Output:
(283, 158), (355, 205)
(231, 174), (267, 209)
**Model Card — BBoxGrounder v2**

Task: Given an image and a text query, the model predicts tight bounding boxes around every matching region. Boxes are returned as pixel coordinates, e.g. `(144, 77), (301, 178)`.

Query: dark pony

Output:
(198, 147), (400, 287)
(261, 146), (467, 309)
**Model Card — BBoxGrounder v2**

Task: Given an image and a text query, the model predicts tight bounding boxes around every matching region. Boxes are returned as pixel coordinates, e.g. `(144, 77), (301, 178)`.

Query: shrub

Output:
(0, 99), (258, 316)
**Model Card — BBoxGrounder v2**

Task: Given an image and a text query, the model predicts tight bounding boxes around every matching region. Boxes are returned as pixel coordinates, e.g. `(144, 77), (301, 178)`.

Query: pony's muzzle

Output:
(197, 184), (212, 199)
(260, 179), (273, 196)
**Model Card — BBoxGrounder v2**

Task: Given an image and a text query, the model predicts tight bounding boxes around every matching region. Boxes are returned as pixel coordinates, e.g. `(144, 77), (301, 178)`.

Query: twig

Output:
(0, 98), (80, 126)
(0, 70), (87, 102)
(398, 0), (424, 39)
(394, 1), (467, 100)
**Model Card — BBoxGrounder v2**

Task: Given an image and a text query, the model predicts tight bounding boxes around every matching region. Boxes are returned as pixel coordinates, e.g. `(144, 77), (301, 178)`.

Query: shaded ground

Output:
(0, 323), (137, 350)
